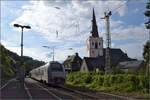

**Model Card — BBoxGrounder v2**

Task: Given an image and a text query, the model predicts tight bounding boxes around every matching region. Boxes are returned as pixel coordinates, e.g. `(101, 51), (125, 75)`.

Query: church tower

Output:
(87, 8), (103, 57)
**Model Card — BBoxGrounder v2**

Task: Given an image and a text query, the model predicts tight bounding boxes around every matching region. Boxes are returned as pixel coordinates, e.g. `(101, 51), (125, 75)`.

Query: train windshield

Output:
(51, 63), (63, 72)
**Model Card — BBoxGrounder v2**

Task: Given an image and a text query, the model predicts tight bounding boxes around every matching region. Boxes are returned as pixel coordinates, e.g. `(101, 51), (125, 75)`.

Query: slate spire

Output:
(90, 8), (99, 37)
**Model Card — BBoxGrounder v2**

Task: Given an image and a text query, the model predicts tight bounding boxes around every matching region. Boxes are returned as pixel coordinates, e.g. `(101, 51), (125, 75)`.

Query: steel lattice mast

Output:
(101, 11), (112, 74)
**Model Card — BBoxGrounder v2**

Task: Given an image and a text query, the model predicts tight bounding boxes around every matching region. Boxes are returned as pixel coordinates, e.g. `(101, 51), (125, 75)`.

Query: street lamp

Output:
(42, 46), (55, 61)
(14, 24), (31, 85)
(14, 24), (31, 57)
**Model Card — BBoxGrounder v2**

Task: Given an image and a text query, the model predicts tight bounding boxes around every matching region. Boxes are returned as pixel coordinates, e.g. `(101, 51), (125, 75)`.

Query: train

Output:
(29, 61), (66, 85)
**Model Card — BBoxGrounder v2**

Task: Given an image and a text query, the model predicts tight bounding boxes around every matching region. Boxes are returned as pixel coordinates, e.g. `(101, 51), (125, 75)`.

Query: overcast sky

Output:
(1, 0), (149, 62)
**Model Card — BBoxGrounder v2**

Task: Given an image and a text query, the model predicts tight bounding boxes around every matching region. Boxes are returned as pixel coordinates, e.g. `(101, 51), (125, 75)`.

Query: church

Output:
(63, 8), (136, 73)
(80, 8), (136, 73)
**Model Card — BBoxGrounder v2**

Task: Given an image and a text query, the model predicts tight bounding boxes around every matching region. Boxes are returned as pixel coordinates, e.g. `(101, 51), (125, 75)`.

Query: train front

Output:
(49, 62), (66, 85)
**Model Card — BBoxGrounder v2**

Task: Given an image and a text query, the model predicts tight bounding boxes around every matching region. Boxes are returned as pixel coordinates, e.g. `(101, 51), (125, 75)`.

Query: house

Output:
(117, 60), (145, 73)
(103, 48), (136, 67)
(63, 53), (82, 72)
(80, 48), (136, 73)
(80, 8), (136, 73)
(80, 57), (105, 73)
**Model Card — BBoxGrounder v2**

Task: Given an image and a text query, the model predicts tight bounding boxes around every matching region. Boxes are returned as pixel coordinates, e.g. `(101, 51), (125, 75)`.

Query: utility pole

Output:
(101, 11), (112, 74)
(14, 24), (31, 87)
(42, 46), (55, 61)
(52, 47), (54, 61)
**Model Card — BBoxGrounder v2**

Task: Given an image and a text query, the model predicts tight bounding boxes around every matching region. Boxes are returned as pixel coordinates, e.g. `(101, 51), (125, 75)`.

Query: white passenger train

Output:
(29, 61), (66, 85)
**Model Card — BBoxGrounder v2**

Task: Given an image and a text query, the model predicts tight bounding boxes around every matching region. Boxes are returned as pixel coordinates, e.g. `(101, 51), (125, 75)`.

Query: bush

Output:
(103, 75), (111, 87)
(83, 74), (92, 84)
(110, 67), (125, 74)
(66, 72), (149, 93)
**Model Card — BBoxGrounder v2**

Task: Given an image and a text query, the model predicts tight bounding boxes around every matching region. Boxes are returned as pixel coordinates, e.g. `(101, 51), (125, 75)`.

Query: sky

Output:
(1, 0), (149, 62)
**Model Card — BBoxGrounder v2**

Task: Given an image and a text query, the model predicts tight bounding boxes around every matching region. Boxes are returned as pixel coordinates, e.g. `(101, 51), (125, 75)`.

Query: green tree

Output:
(0, 44), (14, 77)
(143, 41), (150, 76)
(144, 2), (150, 29)
(23, 62), (32, 73)
(143, 41), (150, 63)
(110, 66), (125, 74)
(144, 1), (150, 78)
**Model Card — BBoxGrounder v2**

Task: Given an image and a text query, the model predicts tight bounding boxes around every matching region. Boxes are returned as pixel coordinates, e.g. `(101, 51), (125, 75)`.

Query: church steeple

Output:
(90, 8), (99, 37)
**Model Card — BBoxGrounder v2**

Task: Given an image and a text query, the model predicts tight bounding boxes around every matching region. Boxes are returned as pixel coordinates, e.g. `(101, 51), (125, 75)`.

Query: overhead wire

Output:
(111, 0), (130, 14)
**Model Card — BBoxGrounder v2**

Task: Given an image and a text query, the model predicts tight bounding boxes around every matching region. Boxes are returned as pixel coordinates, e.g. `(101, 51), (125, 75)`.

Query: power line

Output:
(111, 0), (130, 14)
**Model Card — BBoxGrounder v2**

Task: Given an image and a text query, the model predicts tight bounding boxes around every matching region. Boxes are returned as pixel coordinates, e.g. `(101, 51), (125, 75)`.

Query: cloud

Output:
(1, 40), (46, 61)
(117, 40), (146, 60)
(7, 0), (147, 61)
(11, 0), (128, 43)
(111, 24), (148, 41)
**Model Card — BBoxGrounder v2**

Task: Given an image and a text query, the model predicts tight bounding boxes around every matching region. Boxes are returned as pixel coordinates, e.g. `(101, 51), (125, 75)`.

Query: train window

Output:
(51, 64), (63, 72)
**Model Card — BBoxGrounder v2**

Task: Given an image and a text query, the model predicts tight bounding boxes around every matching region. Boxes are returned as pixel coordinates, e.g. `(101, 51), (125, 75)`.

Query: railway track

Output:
(25, 78), (98, 100)
(25, 78), (64, 100)
(47, 85), (98, 100)
(1, 78), (136, 100)
(58, 85), (135, 100)
(26, 78), (136, 100)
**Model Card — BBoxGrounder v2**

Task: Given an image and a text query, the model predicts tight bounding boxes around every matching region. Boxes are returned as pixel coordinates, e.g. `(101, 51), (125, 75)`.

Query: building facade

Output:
(63, 53), (82, 72)
(80, 8), (136, 73)
(87, 8), (103, 57)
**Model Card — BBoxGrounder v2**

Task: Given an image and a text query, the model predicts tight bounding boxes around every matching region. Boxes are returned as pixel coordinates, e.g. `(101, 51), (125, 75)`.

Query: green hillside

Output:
(0, 43), (45, 79)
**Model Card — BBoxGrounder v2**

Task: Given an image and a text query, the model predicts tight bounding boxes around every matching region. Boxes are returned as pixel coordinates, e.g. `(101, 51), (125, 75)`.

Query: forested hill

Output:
(0, 43), (45, 78)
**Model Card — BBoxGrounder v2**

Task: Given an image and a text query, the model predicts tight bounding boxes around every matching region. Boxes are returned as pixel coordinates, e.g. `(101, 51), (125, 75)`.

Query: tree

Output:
(0, 44), (14, 77)
(110, 66), (124, 74)
(144, 0), (150, 77)
(143, 41), (150, 76)
(23, 62), (32, 73)
(143, 41), (150, 63)
(144, 2), (150, 29)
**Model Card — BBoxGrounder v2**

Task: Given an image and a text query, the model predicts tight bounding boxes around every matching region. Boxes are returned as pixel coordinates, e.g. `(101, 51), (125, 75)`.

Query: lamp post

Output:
(42, 46), (55, 61)
(14, 24), (31, 85)
(14, 24), (31, 57)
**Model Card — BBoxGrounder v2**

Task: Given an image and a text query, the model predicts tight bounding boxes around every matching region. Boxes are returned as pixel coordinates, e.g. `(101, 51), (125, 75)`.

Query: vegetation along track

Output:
(26, 78), (136, 100)
(58, 85), (136, 100)
(34, 82), (97, 100)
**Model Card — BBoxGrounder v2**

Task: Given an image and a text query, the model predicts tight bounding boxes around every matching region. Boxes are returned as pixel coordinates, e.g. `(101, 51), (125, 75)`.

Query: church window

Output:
(92, 42), (94, 46)
(95, 42), (98, 49)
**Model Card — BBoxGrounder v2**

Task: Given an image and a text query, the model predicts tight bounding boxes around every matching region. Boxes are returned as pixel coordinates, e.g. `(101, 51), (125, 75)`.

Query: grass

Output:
(66, 72), (150, 99)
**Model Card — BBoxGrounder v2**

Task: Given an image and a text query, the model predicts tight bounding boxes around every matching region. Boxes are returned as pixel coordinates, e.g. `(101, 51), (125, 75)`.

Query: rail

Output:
(58, 85), (136, 100)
